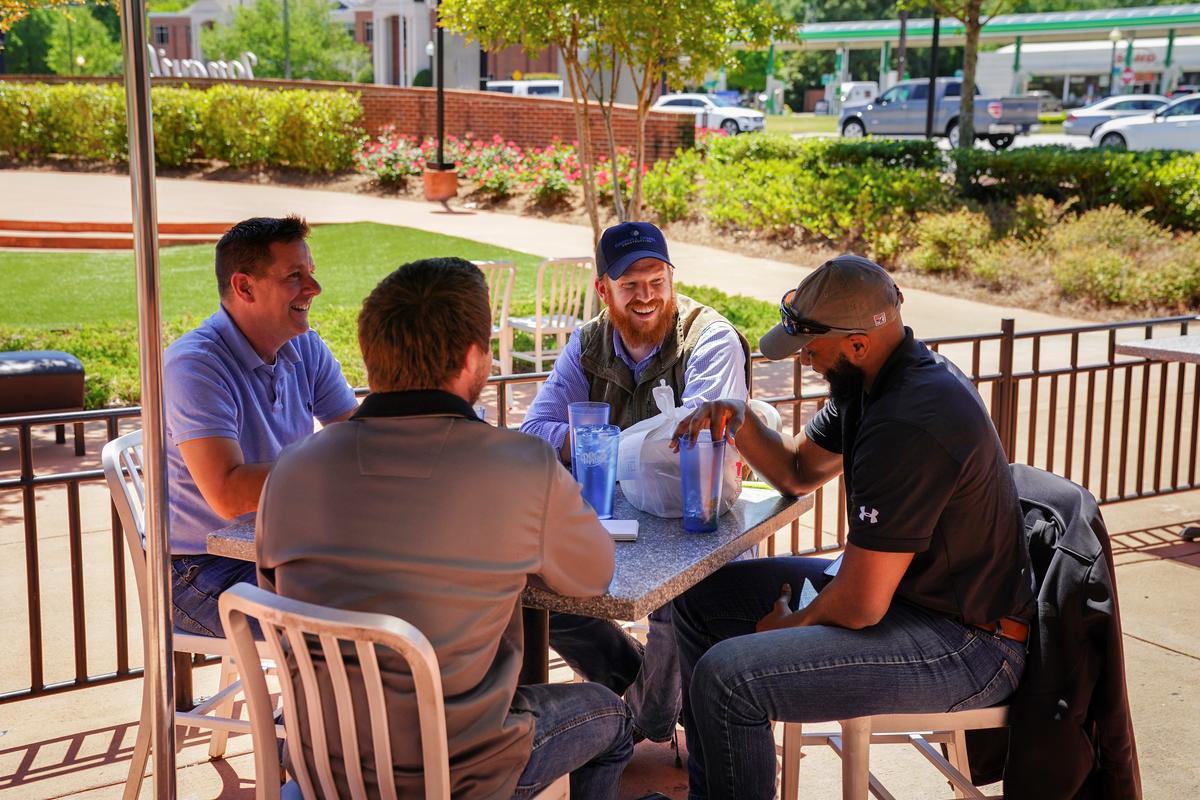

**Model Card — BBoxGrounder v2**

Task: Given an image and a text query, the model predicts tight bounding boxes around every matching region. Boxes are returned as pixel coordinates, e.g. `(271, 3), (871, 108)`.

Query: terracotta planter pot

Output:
(422, 167), (458, 202)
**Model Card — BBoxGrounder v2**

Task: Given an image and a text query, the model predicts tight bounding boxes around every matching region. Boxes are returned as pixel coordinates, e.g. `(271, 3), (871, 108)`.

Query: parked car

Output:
(652, 93), (765, 135)
(1092, 93), (1200, 151)
(1168, 84), (1199, 98)
(1062, 94), (1169, 137)
(838, 78), (1038, 149)
(1029, 90), (1063, 114)
(485, 79), (563, 98)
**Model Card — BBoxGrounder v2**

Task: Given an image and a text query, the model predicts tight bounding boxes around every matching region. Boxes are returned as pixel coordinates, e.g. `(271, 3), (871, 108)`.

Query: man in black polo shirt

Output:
(670, 255), (1034, 800)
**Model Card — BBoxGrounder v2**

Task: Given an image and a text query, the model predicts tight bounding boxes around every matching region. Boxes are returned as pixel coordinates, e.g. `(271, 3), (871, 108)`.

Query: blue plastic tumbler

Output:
(679, 430), (726, 532)
(573, 423), (620, 519)
(568, 402), (611, 480)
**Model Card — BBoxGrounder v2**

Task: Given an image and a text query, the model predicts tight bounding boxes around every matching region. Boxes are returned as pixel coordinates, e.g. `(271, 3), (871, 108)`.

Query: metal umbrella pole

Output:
(116, 0), (176, 796)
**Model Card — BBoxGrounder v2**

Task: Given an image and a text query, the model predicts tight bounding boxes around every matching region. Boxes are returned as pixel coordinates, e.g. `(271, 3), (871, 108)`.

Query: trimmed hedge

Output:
(0, 82), (364, 171)
(952, 146), (1200, 232)
(702, 133), (941, 170)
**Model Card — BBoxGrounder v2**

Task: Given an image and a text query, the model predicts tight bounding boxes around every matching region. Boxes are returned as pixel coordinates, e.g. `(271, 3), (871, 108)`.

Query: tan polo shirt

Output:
(257, 390), (614, 799)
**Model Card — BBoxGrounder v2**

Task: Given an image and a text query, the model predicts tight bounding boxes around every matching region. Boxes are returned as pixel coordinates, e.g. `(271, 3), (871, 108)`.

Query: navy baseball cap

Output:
(595, 222), (674, 280)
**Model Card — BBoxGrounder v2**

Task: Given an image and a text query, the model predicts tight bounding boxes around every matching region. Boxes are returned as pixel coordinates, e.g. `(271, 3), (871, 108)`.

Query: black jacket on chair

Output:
(966, 464), (1142, 799)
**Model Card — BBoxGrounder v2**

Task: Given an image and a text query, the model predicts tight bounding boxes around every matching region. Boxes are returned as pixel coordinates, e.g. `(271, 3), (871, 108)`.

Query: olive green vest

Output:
(577, 294), (752, 430)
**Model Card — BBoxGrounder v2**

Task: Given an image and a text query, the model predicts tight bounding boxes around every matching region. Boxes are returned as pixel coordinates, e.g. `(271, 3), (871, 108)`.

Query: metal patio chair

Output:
(509, 257), (595, 373)
(102, 429), (276, 800)
(220, 582), (569, 800)
(473, 260), (516, 375)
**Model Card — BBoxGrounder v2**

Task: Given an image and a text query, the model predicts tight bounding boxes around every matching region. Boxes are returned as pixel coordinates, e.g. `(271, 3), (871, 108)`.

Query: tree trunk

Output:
(561, 42), (601, 243)
(596, 52), (627, 222)
(629, 63), (654, 221)
(958, 0), (982, 149)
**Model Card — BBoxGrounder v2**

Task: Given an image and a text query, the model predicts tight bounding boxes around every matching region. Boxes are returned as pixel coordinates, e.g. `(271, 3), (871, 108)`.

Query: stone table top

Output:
(207, 486), (811, 622)
(1115, 334), (1200, 365)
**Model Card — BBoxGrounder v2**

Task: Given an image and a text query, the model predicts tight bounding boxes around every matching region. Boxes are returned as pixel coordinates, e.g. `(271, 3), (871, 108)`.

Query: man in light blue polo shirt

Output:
(164, 216), (357, 637)
(520, 221), (750, 744)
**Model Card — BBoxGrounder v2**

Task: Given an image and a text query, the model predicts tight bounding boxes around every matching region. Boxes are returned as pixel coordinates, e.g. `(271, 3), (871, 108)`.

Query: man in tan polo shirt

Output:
(256, 258), (633, 798)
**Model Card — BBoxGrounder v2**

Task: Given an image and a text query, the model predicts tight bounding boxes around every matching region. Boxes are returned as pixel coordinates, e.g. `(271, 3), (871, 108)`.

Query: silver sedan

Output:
(1062, 95), (1169, 137)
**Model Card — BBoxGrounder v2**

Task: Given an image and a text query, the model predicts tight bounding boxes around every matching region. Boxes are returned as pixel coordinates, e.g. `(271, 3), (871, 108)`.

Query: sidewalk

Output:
(0, 169), (1086, 342)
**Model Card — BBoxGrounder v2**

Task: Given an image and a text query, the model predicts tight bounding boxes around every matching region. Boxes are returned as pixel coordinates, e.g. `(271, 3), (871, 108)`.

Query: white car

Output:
(652, 93), (765, 135)
(1092, 94), (1200, 151)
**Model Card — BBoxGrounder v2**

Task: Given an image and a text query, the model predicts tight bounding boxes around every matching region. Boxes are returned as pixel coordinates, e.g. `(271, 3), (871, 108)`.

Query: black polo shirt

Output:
(806, 329), (1033, 626)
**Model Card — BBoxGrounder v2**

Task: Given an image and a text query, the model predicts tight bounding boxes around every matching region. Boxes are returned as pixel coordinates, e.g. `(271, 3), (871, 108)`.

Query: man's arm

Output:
(757, 543), (914, 632)
(674, 400), (843, 497)
(177, 437), (272, 520)
(519, 332), (590, 464)
(680, 322), (749, 406)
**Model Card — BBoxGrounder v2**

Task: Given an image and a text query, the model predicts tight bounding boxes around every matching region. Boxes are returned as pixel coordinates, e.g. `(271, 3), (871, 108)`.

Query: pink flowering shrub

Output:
(354, 130), (637, 205)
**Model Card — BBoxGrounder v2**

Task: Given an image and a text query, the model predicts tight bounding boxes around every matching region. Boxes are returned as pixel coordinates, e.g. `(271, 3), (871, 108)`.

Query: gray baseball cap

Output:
(758, 254), (903, 360)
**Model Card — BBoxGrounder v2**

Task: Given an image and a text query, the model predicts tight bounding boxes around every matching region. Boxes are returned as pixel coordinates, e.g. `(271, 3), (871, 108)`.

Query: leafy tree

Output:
(3, 6), (53, 72)
(441, 0), (782, 238)
(45, 4), (122, 75)
(200, 0), (369, 82)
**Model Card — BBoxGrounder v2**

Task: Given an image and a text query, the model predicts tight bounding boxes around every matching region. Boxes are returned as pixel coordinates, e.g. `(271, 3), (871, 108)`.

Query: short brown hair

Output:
(358, 258), (491, 392)
(214, 215), (310, 297)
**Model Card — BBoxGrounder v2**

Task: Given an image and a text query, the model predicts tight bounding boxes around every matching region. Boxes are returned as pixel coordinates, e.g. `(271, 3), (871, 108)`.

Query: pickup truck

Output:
(839, 78), (1038, 150)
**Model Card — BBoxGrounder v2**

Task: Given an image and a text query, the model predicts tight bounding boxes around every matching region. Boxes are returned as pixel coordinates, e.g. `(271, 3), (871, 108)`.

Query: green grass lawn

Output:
(1, 222), (775, 407)
(763, 114), (839, 136)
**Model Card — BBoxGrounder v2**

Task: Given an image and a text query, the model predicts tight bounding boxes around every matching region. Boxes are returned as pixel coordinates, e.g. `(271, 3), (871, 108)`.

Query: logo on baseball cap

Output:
(595, 221), (673, 280)
(758, 254), (903, 360)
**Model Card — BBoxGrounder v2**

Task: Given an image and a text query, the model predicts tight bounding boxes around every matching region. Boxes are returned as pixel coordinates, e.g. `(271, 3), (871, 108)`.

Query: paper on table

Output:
(601, 518), (638, 541)
(797, 578), (819, 609)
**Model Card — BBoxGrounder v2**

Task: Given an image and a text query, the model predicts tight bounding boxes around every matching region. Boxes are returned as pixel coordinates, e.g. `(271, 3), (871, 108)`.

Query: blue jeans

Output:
(550, 602), (682, 742)
(171, 554), (257, 637)
(511, 682), (634, 799)
(673, 557), (1027, 800)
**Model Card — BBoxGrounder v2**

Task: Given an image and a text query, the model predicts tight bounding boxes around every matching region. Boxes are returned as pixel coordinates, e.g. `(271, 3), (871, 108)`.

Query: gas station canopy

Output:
(780, 4), (1200, 50)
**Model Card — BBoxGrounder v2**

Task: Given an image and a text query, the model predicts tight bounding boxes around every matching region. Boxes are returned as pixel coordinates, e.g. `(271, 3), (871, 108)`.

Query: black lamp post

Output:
(421, 1), (457, 202)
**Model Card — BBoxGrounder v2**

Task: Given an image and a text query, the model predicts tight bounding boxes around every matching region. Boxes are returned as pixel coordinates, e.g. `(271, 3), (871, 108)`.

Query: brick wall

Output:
(0, 75), (694, 162)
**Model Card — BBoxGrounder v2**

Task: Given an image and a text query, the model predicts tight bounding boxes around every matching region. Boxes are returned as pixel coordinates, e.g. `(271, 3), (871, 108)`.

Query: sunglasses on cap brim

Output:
(778, 289), (869, 337)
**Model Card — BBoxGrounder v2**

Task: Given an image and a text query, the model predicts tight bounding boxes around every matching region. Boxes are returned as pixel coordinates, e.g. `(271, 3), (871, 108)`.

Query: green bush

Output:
(702, 133), (941, 171)
(643, 147), (701, 224)
(1048, 207), (1200, 308)
(152, 87), (206, 167)
(906, 209), (993, 274)
(0, 81), (364, 171)
(969, 239), (1043, 290)
(702, 157), (947, 247)
(270, 88), (363, 172)
(951, 146), (1200, 232)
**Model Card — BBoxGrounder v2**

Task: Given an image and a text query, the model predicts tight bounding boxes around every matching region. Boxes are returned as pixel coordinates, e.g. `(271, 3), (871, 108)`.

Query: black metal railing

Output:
(1, 314), (1196, 703)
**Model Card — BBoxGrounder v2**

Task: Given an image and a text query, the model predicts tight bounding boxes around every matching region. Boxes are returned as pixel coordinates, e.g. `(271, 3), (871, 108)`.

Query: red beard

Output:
(607, 293), (678, 350)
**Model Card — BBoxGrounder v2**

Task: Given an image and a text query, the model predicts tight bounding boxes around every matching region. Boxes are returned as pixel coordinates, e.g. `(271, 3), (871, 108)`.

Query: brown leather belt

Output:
(974, 616), (1030, 644)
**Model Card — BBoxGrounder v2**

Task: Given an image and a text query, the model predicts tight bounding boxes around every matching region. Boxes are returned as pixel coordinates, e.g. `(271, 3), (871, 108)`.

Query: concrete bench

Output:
(0, 350), (86, 455)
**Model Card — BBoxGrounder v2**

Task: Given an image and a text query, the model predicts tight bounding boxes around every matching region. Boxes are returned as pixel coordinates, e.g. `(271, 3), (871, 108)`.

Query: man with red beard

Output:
(521, 221), (751, 745)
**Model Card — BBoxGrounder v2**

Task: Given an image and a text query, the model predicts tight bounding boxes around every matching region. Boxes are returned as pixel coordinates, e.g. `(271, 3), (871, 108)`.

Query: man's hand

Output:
(671, 399), (747, 451)
(756, 583), (796, 632)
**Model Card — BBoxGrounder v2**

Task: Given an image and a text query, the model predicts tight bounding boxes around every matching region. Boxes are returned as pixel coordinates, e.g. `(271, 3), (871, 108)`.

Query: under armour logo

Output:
(859, 506), (880, 524)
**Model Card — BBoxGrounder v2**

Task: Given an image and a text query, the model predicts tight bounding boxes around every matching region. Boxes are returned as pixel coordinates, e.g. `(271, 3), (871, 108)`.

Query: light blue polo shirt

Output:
(163, 306), (358, 554)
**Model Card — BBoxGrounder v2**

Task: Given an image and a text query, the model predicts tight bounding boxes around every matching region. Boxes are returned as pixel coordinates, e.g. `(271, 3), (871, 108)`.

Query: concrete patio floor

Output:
(0, 448), (1196, 798)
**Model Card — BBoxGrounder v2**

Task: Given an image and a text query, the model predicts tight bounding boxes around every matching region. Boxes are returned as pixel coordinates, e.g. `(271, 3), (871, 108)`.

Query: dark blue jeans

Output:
(171, 553), (257, 637)
(511, 682), (634, 799)
(550, 602), (682, 742)
(673, 557), (1026, 800)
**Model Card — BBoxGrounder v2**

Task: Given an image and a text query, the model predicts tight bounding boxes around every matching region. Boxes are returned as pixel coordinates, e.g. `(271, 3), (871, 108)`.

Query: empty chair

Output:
(509, 257), (595, 372)
(473, 260), (516, 375)
(102, 429), (277, 800)
(219, 582), (568, 800)
(779, 706), (1009, 800)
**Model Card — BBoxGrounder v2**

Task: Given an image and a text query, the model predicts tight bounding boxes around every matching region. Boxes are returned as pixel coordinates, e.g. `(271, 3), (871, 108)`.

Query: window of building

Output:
(364, 21), (373, 43)
(154, 25), (169, 45)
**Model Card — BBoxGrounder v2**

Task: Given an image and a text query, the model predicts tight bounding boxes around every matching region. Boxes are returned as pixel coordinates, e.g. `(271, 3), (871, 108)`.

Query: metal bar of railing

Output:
(4, 316), (1200, 704)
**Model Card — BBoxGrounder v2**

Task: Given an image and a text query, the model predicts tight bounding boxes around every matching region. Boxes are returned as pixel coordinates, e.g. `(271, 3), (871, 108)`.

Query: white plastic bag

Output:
(617, 380), (742, 518)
